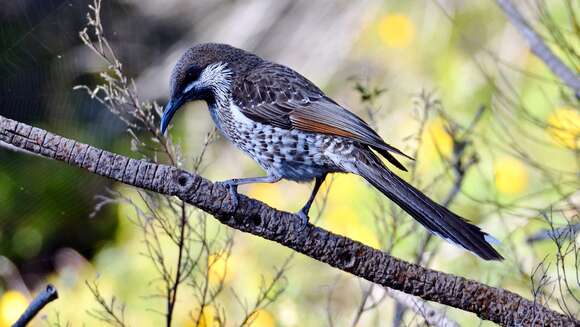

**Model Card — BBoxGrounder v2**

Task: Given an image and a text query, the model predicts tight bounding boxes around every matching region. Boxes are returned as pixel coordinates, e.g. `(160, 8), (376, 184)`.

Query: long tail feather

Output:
(353, 149), (503, 261)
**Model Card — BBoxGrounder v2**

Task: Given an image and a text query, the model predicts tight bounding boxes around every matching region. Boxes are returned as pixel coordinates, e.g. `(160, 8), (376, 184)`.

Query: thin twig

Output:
(13, 284), (58, 327)
(393, 106), (485, 326)
(166, 203), (188, 327)
(86, 280), (127, 327)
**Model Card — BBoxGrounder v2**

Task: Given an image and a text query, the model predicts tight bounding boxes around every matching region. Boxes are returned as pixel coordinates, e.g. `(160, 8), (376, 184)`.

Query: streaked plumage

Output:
(161, 43), (503, 261)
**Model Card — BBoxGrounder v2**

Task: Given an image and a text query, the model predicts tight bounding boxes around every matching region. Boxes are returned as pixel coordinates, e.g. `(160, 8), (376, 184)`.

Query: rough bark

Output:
(0, 115), (577, 327)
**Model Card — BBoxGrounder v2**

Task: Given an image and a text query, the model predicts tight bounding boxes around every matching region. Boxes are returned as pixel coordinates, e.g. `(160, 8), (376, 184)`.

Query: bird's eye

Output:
(185, 67), (202, 81)
(181, 66), (204, 95)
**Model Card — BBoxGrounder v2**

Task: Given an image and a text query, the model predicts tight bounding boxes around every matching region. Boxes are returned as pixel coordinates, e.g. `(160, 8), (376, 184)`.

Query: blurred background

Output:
(0, 0), (578, 326)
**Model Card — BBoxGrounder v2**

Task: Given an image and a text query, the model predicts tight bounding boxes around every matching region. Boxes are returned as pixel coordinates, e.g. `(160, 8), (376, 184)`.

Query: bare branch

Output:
(527, 223), (580, 244)
(13, 284), (59, 327)
(86, 280), (127, 327)
(1, 116), (577, 326)
(495, 0), (580, 94)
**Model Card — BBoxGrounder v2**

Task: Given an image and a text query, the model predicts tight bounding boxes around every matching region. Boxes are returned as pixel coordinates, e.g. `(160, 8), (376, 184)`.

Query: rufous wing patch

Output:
(290, 113), (410, 171)
(290, 116), (357, 138)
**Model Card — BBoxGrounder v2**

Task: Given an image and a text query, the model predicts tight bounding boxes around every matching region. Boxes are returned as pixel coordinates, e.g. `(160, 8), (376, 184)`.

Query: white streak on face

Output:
(199, 62), (232, 103)
(182, 62), (231, 93)
(182, 81), (198, 94)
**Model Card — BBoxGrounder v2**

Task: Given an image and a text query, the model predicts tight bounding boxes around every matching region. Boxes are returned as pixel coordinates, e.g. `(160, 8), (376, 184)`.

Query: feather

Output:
(233, 62), (412, 170)
(354, 149), (503, 260)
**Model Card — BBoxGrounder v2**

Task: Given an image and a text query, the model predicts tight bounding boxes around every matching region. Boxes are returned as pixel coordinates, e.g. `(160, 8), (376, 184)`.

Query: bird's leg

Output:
(296, 173), (327, 227)
(219, 175), (281, 209)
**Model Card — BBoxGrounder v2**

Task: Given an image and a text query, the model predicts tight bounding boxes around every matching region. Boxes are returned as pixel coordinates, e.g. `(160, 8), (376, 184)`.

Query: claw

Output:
(227, 184), (239, 209)
(220, 180), (239, 209)
(296, 210), (309, 231)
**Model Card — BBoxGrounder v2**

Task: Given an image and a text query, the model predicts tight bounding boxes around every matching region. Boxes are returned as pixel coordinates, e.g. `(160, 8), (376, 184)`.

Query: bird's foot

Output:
(219, 180), (239, 209)
(295, 209), (310, 231)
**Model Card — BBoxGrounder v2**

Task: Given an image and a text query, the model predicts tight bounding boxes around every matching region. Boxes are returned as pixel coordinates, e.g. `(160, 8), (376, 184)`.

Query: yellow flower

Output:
(189, 306), (216, 327)
(247, 309), (275, 327)
(207, 253), (231, 284)
(323, 174), (365, 206)
(247, 183), (286, 209)
(547, 107), (579, 149)
(494, 157), (529, 194)
(422, 118), (453, 160)
(378, 14), (415, 48)
(325, 206), (381, 249)
(0, 291), (28, 326)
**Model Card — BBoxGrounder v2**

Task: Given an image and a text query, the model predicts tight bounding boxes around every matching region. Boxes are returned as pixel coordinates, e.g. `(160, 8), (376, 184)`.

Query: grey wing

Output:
(232, 63), (412, 170)
(232, 62), (321, 128)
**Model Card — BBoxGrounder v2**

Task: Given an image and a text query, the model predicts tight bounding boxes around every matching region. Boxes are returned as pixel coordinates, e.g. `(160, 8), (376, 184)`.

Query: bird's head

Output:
(161, 43), (261, 134)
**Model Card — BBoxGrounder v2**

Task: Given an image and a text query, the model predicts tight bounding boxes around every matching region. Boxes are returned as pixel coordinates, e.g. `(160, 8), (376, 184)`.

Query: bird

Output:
(160, 43), (503, 261)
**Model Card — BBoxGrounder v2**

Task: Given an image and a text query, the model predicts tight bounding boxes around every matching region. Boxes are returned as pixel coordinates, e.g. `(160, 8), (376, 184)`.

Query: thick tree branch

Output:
(495, 0), (580, 95)
(0, 115), (577, 326)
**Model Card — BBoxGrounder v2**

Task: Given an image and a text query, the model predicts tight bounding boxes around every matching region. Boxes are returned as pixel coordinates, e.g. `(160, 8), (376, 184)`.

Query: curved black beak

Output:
(160, 95), (185, 135)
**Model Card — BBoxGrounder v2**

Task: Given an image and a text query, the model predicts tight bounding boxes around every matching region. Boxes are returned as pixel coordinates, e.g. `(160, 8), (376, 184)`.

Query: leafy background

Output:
(0, 0), (578, 326)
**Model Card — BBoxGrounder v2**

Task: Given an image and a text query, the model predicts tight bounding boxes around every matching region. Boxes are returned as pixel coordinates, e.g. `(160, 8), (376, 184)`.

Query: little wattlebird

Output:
(161, 43), (503, 260)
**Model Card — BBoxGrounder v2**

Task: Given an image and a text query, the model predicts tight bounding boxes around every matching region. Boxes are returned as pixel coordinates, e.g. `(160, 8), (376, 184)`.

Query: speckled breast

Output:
(234, 121), (340, 181)
(210, 103), (355, 181)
